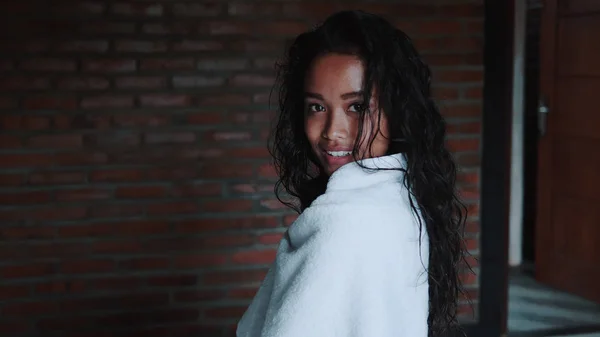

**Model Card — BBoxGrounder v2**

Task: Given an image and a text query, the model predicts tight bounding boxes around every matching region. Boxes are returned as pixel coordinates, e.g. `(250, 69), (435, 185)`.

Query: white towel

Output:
(237, 153), (429, 337)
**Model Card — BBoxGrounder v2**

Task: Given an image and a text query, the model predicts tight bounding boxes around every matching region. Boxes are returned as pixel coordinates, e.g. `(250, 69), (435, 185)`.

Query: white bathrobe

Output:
(236, 153), (429, 337)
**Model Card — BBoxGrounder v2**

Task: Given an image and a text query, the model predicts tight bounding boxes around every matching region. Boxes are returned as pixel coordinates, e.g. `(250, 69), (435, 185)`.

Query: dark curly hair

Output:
(269, 10), (469, 337)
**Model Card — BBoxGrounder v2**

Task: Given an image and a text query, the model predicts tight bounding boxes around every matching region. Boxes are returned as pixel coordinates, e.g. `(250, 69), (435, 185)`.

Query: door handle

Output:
(538, 97), (549, 137)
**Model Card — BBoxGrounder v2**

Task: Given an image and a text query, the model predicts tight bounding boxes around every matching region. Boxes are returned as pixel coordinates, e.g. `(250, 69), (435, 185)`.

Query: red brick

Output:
(1, 226), (55, 240)
(425, 54), (465, 67)
(437, 70), (483, 83)
(198, 94), (251, 106)
(142, 22), (197, 35)
(415, 20), (462, 35)
(229, 74), (275, 87)
(0, 191), (51, 205)
(201, 234), (254, 249)
(112, 114), (169, 127)
(465, 20), (484, 34)
(144, 131), (196, 144)
(0, 76), (50, 90)
(208, 21), (252, 35)
(28, 134), (83, 148)
(465, 86), (483, 99)
(55, 188), (112, 201)
(58, 76), (110, 90)
(81, 95), (134, 109)
(111, 3), (163, 16)
(61, 259), (114, 274)
(204, 130), (252, 141)
(259, 199), (287, 211)
(228, 3), (282, 16)
(205, 306), (248, 319)
(0, 173), (22, 186)
(0, 285), (30, 300)
(284, 214), (299, 226)
(35, 280), (86, 294)
(140, 57), (195, 70)
(83, 59), (136, 72)
(0, 135), (21, 148)
(202, 269), (268, 285)
(90, 169), (143, 182)
(0, 97), (16, 109)
(91, 240), (142, 255)
(437, 4), (483, 17)
(228, 287), (258, 299)
(115, 40), (168, 53)
(202, 200), (253, 213)
(231, 249), (277, 265)
(115, 76), (166, 89)
(89, 204), (145, 218)
(447, 138), (480, 152)
(172, 3), (222, 16)
(176, 216), (278, 233)
(258, 232), (284, 245)
(30, 206), (88, 221)
(56, 40), (109, 53)
(52, 1), (106, 15)
(23, 96), (78, 110)
(0, 321), (28, 335)
(229, 40), (280, 52)
(174, 254), (228, 268)
(172, 75), (225, 88)
(447, 121), (481, 135)
(457, 153), (481, 167)
(2, 300), (57, 316)
(19, 58), (76, 72)
(60, 293), (169, 312)
(464, 53), (483, 66)
(171, 183), (222, 197)
(140, 94), (191, 107)
(187, 112), (222, 124)
(441, 104), (481, 118)
(147, 275), (197, 287)
(171, 40), (223, 52)
(54, 152), (108, 166)
(90, 276), (144, 290)
(1, 263), (55, 279)
(197, 58), (249, 71)
(465, 221), (480, 233)
(433, 86), (460, 100)
(230, 183), (272, 195)
(116, 186), (166, 198)
(85, 132), (140, 147)
(120, 258), (170, 270)
(460, 271), (478, 286)
(0, 153), (53, 168)
(174, 289), (224, 302)
(147, 202), (198, 215)
(281, 3), (340, 18)
(80, 22), (135, 34)
(258, 163), (277, 178)
(96, 308), (199, 327)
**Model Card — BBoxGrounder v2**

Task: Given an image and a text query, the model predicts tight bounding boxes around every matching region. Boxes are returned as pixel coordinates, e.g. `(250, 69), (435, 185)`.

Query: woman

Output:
(237, 10), (468, 337)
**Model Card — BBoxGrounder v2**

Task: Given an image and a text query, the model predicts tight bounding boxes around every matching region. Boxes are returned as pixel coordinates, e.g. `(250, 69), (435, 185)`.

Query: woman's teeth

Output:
(326, 151), (351, 157)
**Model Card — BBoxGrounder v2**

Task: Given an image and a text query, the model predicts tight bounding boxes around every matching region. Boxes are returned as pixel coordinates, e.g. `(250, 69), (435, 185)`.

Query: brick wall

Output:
(0, 1), (483, 336)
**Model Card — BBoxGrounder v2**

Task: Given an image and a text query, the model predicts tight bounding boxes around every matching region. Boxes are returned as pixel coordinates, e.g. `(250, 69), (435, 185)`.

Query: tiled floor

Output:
(508, 272), (600, 336)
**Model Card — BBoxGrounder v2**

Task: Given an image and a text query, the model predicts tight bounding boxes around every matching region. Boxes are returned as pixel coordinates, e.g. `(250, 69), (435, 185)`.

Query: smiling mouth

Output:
(325, 150), (352, 157)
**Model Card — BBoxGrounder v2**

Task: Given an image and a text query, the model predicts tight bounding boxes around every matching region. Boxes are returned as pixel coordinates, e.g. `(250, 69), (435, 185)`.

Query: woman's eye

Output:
(307, 104), (325, 113)
(349, 103), (366, 113)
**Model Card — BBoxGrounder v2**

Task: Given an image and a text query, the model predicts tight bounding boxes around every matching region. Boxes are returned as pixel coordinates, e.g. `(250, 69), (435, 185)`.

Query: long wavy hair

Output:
(269, 10), (469, 337)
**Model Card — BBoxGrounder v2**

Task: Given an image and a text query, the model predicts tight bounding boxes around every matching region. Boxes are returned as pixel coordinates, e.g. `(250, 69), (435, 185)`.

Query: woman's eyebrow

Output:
(304, 91), (364, 100)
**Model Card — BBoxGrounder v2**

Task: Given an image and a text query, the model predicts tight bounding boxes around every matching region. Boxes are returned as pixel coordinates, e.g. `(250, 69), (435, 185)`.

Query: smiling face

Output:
(303, 53), (390, 176)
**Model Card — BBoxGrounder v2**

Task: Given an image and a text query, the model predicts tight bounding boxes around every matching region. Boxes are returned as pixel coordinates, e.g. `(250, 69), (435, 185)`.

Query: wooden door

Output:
(535, 0), (600, 303)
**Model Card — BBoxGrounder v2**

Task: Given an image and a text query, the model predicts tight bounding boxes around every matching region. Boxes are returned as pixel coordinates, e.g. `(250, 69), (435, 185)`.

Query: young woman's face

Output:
(304, 53), (390, 176)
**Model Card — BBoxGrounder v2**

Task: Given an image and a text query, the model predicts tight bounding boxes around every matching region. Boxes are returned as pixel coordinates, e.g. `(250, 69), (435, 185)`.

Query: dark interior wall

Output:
(0, 1), (484, 336)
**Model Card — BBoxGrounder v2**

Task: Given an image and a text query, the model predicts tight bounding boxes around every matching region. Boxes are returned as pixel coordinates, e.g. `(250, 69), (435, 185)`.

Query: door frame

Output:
(460, 0), (515, 336)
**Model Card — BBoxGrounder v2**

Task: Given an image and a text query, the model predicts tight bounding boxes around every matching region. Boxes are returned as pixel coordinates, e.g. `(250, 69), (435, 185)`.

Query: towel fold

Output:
(237, 153), (429, 337)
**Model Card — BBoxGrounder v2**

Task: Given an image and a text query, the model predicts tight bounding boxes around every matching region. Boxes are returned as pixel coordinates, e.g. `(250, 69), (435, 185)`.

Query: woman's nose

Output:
(322, 109), (350, 140)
